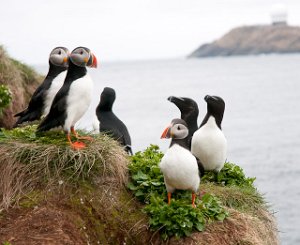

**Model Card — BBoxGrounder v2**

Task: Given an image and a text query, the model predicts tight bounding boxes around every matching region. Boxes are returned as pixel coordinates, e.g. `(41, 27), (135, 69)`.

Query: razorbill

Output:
(95, 87), (133, 155)
(191, 95), (227, 175)
(14, 47), (69, 126)
(167, 96), (199, 149)
(37, 47), (97, 149)
(160, 118), (201, 207)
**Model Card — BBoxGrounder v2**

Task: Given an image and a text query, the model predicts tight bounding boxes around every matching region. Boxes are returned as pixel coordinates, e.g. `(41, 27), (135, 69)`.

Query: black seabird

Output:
(191, 95), (227, 174)
(167, 96), (199, 149)
(95, 87), (132, 155)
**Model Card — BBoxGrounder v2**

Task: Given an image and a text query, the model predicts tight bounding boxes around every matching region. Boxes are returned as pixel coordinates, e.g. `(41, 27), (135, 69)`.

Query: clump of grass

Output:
(202, 162), (256, 188)
(0, 125), (129, 209)
(202, 182), (265, 213)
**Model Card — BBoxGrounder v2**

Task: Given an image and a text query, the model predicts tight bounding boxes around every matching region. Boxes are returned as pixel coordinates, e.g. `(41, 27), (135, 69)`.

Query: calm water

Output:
(36, 54), (300, 244)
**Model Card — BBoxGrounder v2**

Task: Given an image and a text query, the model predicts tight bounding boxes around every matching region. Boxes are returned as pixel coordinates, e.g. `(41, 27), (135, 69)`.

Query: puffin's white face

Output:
(70, 47), (97, 68)
(49, 47), (69, 67)
(161, 119), (189, 139)
(169, 123), (189, 139)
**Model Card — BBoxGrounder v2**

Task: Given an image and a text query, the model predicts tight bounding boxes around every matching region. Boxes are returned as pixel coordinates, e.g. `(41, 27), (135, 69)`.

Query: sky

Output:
(1, 0), (300, 65)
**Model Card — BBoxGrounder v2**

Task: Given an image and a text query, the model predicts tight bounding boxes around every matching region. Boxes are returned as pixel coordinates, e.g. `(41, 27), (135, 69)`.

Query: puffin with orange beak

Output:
(159, 118), (201, 208)
(37, 47), (98, 149)
(14, 47), (69, 127)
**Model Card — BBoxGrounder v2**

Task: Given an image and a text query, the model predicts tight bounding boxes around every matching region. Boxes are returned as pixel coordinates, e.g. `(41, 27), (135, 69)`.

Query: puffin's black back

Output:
(96, 87), (132, 154)
(37, 61), (87, 132)
(14, 62), (67, 127)
(168, 96), (199, 149)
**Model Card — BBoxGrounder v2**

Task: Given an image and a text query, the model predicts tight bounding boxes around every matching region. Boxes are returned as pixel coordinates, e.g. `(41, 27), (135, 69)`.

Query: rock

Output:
(189, 25), (300, 58)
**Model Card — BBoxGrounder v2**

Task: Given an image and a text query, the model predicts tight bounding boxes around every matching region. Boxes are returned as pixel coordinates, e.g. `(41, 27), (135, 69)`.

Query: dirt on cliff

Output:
(0, 46), (42, 129)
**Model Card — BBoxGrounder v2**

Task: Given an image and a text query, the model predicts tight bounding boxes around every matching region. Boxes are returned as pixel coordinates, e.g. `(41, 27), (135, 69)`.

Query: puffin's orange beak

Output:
(91, 53), (98, 68)
(161, 125), (171, 139)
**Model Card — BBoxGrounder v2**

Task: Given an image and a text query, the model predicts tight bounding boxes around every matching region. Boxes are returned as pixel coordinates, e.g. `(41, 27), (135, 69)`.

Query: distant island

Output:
(189, 25), (300, 58)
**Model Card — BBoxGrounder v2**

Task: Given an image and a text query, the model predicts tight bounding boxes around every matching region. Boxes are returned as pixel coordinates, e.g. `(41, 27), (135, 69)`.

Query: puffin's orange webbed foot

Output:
(192, 193), (197, 208)
(71, 141), (86, 150)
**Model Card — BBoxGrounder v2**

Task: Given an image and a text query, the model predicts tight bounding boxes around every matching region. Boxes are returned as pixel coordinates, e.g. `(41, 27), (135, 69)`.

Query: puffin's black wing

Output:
(196, 157), (205, 178)
(14, 84), (47, 126)
(37, 85), (68, 132)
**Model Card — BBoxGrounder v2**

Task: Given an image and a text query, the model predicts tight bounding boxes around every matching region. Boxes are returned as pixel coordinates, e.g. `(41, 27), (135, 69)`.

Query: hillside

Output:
(0, 46), (42, 129)
(189, 25), (300, 57)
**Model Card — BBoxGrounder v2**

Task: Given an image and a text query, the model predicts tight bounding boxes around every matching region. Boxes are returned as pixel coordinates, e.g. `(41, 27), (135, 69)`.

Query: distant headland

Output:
(188, 25), (300, 58)
(189, 3), (300, 58)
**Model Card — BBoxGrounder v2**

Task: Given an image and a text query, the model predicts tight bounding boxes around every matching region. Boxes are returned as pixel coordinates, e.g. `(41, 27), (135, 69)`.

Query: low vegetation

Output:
(127, 145), (266, 240)
(0, 127), (278, 244)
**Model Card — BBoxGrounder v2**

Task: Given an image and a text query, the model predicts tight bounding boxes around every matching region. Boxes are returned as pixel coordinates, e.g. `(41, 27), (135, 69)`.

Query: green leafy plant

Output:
(128, 145), (229, 240)
(202, 162), (256, 188)
(127, 145), (165, 203)
(0, 84), (12, 115)
(144, 193), (228, 240)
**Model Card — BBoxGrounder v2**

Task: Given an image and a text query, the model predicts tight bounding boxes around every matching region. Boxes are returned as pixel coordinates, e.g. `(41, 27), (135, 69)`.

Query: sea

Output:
(35, 54), (300, 245)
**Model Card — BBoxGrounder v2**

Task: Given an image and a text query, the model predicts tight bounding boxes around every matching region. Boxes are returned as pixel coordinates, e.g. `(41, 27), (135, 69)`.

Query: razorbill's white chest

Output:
(191, 95), (227, 172)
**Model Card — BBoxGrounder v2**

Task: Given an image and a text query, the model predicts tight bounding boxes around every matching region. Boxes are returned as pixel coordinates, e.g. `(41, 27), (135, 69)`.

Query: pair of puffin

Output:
(37, 47), (97, 149)
(160, 95), (227, 207)
(15, 46), (98, 149)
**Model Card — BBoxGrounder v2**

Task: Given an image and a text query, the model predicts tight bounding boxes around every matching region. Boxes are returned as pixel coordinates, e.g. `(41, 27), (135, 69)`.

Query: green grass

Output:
(0, 125), (128, 209)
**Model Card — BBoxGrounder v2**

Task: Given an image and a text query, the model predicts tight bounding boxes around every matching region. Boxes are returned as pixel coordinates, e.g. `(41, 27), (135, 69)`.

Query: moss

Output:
(19, 190), (45, 209)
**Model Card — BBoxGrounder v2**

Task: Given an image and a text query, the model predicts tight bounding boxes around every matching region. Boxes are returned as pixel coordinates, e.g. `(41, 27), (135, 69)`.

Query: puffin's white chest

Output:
(191, 116), (227, 171)
(159, 144), (200, 193)
(64, 74), (93, 130)
(44, 71), (67, 116)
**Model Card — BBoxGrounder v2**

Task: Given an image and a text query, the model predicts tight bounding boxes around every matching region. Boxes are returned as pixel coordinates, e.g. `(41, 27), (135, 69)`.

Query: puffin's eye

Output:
(80, 51), (84, 55)
(177, 125), (180, 130)
(58, 50), (61, 55)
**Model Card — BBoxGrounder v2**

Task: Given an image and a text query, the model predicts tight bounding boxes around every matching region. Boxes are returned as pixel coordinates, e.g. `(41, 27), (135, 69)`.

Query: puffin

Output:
(167, 96), (199, 148)
(160, 118), (201, 207)
(37, 47), (97, 149)
(95, 87), (133, 155)
(14, 47), (69, 127)
(191, 95), (227, 177)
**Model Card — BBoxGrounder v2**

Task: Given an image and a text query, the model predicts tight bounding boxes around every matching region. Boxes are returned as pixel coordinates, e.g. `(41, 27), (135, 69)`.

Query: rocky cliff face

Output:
(0, 46), (42, 128)
(189, 25), (300, 57)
